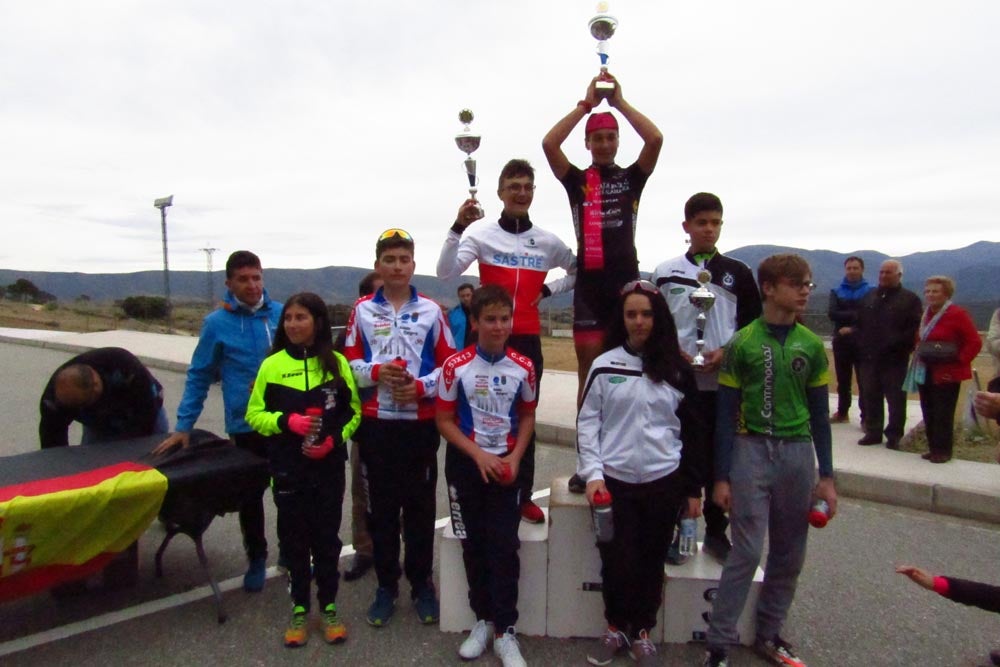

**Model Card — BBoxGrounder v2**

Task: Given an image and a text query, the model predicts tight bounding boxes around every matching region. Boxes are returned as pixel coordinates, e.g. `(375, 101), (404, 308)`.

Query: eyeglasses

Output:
(378, 228), (413, 242)
(503, 183), (536, 194)
(785, 279), (816, 292)
(620, 279), (659, 296)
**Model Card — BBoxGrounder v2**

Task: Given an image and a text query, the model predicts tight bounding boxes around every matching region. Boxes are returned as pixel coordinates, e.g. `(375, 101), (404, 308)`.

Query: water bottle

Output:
(808, 499), (830, 528)
(679, 517), (698, 556)
(592, 490), (614, 543)
(303, 407), (323, 446)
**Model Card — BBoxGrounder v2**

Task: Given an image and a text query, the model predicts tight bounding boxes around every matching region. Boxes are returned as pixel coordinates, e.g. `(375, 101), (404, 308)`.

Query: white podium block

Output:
(662, 545), (763, 645)
(545, 478), (665, 642)
(439, 510), (549, 636)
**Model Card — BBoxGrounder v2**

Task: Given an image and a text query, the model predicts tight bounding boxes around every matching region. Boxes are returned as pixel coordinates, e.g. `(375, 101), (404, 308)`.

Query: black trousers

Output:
(599, 472), (683, 637)
(231, 431), (269, 561)
(445, 444), (522, 630)
(832, 335), (862, 416)
(918, 381), (960, 456)
(357, 418), (439, 596)
(272, 465), (346, 610)
(507, 334), (542, 501)
(859, 358), (909, 441)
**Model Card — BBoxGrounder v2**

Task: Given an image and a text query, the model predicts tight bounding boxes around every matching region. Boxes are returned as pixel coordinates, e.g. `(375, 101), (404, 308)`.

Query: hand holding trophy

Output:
(588, 2), (618, 99)
(455, 109), (485, 223)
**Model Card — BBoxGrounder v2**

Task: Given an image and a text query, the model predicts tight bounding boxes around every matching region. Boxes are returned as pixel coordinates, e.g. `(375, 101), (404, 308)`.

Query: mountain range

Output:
(3, 241), (997, 321)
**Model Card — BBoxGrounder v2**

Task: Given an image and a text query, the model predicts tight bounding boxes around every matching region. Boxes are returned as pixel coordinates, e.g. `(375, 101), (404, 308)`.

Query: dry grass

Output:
(0, 300), (205, 336)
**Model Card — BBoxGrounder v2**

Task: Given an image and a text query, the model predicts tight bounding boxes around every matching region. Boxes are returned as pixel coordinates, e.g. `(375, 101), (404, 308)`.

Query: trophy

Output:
(455, 109), (485, 221)
(588, 2), (618, 99)
(688, 268), (717, 369)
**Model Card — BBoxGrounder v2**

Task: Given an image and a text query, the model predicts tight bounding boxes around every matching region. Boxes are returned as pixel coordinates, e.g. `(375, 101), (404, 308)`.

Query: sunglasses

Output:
(620, 279), (659, 296)
(378, 228), (413, 242)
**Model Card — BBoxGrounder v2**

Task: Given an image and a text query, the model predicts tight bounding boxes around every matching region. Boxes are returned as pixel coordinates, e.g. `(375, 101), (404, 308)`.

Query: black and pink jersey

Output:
(437, 346), (537, 456)
(344, 286), (456, 421)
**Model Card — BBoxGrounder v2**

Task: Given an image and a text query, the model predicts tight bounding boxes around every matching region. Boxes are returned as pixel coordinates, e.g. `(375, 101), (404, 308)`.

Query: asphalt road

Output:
(2, 343), (1000, 666)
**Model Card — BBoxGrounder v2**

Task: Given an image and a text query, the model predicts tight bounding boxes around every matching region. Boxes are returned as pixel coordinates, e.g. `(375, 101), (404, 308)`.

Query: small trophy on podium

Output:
(455, 109), (485, 222)
(588, 2), (618, 99)
(688, 268), (717, 369)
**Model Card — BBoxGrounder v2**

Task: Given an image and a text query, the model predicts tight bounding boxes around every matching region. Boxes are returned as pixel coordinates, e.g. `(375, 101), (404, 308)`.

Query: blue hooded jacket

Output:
(175, 289), (282, 434)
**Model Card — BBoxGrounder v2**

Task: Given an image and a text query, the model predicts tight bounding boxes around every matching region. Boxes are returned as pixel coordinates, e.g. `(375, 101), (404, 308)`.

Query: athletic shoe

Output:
(413, 583), (440, 624)
(366, 586), (397, 627)
(520, 500), (545, 524)
(586, 626), (628, 665)
(754, 635), (806, 666)
(928, 453), (952, 463)
(458, 619), (494, 660)
(568, 473), (586, 494)
(322, 603), (347, 644)
(829, 411), (849, 423)
(243, 556), (267, 592)
(703, 648), (729, 666)
(493, 627), (527, 667)
(283, 605), (309, 648)
(857, 434), (882, 446)
(703, 533), (732, 564)
(629, 629), (657, 667)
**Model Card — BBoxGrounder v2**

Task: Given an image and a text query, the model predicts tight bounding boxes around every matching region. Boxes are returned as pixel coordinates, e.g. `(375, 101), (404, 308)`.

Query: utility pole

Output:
(198, 245), (220, 306)
(153, 195), (174, 331)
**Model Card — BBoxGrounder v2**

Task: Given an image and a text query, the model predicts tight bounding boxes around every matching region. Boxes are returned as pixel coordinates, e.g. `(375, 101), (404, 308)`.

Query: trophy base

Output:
(595, 80), (615, 99)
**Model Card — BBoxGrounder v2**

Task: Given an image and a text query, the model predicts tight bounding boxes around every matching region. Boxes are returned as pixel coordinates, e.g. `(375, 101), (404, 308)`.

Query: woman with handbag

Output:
(907, 276), (982, 463)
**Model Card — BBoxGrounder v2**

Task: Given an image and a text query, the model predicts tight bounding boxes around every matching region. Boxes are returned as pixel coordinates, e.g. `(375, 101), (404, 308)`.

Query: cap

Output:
(585, 112), (619, 136)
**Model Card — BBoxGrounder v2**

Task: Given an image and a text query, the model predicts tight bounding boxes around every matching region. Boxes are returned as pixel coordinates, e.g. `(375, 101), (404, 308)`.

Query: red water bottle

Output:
(808, 499), (830, 528)
(592, 489), (614, 543)
(498, 461), (512, 483)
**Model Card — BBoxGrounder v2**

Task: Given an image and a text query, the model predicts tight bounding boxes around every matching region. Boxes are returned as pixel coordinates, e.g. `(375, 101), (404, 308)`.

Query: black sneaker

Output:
(703, 533), (732, 563)
(703, 648), (729, 667)
(568, 474), (586, 494)
(754, 635), (806, 666)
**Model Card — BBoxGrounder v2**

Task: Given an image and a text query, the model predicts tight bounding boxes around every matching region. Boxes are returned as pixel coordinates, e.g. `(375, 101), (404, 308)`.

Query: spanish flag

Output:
(0, 461), (167, 601)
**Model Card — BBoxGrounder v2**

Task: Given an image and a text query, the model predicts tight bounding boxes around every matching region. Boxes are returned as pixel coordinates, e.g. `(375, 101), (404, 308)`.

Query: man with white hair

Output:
(855, 259), (922, 449)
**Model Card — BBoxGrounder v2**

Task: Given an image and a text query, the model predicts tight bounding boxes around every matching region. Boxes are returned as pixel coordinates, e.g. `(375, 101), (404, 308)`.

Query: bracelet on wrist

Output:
(577, 100), (593, 113)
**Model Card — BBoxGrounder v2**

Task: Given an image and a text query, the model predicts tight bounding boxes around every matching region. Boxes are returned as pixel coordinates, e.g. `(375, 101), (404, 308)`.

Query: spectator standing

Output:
(827, 256), (873, 423)
(448, 282), (476, 350)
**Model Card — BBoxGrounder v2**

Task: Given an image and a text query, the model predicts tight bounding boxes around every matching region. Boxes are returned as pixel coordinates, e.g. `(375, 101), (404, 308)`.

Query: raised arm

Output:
(542, 78), (601, 180)
(606, 74), (663, 175)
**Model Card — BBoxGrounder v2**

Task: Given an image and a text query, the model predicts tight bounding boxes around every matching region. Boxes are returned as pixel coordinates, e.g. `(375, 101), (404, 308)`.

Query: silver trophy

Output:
(588, 2), (618, 99)
(688, 268), (717, 369)
(455, 109), (485, 221)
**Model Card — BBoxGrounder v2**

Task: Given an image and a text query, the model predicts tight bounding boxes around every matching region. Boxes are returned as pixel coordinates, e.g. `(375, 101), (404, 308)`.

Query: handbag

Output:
(916, 340), (958, 362)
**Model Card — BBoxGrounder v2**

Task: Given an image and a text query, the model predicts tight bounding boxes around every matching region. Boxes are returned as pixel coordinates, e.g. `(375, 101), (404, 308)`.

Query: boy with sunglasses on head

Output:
(651, 193), (761, 564)
(703, 254), (837, 667)
(440, 158), (576, 525)
(344, 229), (456, 628)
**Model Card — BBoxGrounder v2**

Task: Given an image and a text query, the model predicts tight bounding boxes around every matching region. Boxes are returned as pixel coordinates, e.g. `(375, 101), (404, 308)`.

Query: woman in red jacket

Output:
(911, 276), (982, 463)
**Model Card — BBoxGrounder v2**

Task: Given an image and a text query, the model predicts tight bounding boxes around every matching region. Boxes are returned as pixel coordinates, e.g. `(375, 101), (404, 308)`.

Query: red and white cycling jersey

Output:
(437, 345), (537, 455)
(344, 286), (456, 420)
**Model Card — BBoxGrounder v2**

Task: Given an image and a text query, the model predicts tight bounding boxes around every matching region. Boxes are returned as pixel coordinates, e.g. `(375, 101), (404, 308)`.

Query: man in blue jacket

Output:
(448, 283), (475, 350)
(153, 250), (282, 592)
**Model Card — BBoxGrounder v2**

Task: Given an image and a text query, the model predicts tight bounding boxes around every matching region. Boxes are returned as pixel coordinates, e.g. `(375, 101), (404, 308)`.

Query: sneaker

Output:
(703, 648), (729, 667)
(754, 635), (806, 666)
(283, 605), (308, 648)
(856, 434), (882, 446)
(322, 603), (347, 644)
(366, 586), (397, 627)
(243, 556), (267, 592)
(829, 411), (849, 423)
(665, 535), (688, 565)
(629, 629), (657, 667)
(493, 627), (527, 667)
(568, 473), (586, 494)
(520, 500), (545, 524)
(587, 626), (628, 665)
(703, 533), (732, 564)
(413, 583), (440, 624)
(458, 619), (494, 660)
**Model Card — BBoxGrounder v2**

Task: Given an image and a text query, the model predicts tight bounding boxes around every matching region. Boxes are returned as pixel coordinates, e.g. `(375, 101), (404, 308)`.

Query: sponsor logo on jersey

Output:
(722, 272), (735, 288)
(609, 376), (626, 384)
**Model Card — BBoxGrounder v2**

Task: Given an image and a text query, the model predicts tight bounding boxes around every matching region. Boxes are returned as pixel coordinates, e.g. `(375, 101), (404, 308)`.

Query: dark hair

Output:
(758, 254), (811, 296)
(271, 292), (339, 380)
(470, 284), (513, 319)
(498, 159), (534, 190)
(684, 193), (723, 221)
(375, 232), (414, 261)
(226, 250), (262, 278)
(359, 271), (381, 297)
(457, 282), (475, 294)
(605, 286), (692, 387)
(844, 255), (864, 270)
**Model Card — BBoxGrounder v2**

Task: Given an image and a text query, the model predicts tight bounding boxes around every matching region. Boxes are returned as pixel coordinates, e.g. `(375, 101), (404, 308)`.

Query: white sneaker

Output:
(458, 619), (494, 660)
(493, 626), (527, 667)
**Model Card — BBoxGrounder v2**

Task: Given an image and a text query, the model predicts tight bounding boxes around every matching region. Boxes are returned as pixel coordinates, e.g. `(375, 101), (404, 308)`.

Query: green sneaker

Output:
(283, 605), (308, 648)
(322, 603), (347, 644)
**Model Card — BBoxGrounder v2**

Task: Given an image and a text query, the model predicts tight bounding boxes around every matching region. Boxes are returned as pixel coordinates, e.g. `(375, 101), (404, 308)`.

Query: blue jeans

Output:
(707, 435), (815, 650)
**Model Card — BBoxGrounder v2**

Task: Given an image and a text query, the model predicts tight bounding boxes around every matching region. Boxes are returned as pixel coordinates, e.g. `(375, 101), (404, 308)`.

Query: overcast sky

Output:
(2, 1), (997, 278)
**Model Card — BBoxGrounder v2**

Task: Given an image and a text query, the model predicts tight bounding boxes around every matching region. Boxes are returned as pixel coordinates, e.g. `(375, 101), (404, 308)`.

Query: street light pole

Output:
(153, 195), (173, 330)
(198, 245), (220, 307)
